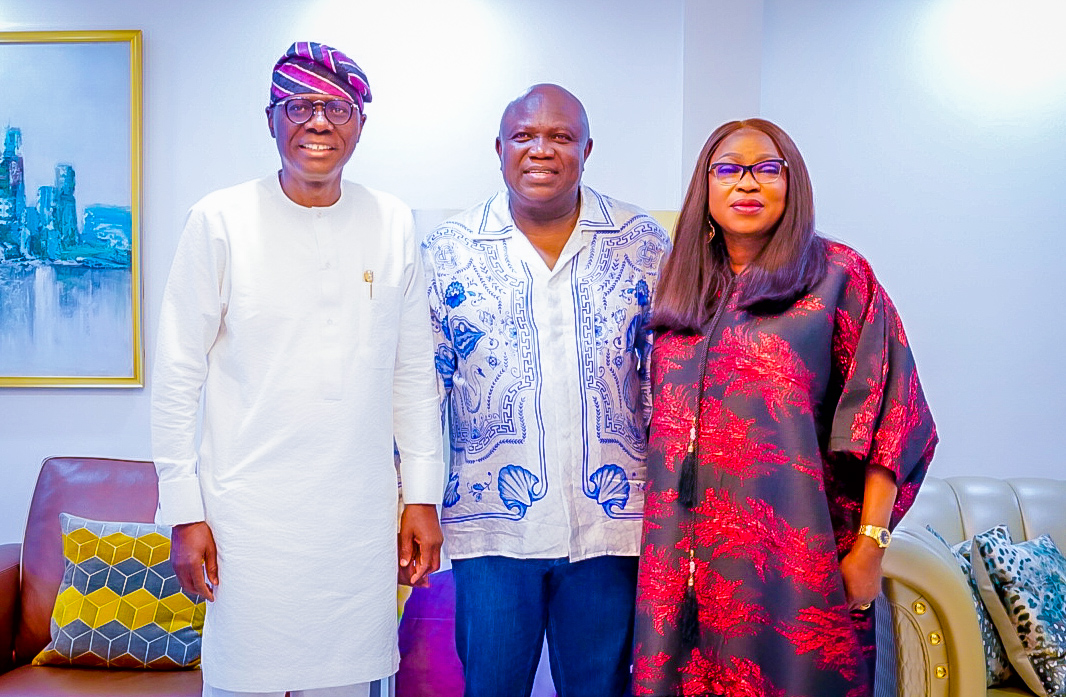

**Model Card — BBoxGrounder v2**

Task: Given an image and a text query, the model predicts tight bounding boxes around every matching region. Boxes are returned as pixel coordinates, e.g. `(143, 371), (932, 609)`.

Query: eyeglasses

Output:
(708, 158), (787, 185)
(272, 98), (358, 126)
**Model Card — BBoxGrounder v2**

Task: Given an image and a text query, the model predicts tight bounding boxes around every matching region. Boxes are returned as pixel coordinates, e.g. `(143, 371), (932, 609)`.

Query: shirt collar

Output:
(472, 185), (616, 240)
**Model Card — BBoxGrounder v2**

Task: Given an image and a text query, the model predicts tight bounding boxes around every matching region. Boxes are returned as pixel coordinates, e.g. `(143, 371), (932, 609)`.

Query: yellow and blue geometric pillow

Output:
(33, 513), (205, 669)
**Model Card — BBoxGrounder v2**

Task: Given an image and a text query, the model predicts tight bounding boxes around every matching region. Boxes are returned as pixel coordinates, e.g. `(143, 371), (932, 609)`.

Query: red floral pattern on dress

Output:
(698, 568), (768, 638)
(777, 605), (864, 683)
(849, 374), (885, 450)
(791, 455), (826, 489)
(678, 649), (787, 697)
(633, 243), (936, 697)
(650, 382), (696, 473)
(632, 646), (670, 696)
(653, 334), (702, 381)
(643, 488), (678, 524)
(829, 243), (877, 312)
(786, 293), (826, 318)
(708, 327), (814, 422)
(636, 544), (688, 636)
(870, 371), (927, 476)
(884, 292), (908, 348)
(833, 306), (862, 381)
(697, 397), (789, 480)
(691, 489), (837, 598)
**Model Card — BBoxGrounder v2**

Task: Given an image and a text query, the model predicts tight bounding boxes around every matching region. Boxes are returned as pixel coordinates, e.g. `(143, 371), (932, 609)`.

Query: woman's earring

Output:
(706, 216), (716, 242)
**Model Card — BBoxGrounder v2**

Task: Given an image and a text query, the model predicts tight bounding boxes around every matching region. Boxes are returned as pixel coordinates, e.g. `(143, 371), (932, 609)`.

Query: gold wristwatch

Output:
(858, 524), (891, 548)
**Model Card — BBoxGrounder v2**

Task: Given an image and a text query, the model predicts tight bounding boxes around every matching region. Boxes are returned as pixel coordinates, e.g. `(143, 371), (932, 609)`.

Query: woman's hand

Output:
(840, 535), (884, 612)
(845, 464), (897, 613)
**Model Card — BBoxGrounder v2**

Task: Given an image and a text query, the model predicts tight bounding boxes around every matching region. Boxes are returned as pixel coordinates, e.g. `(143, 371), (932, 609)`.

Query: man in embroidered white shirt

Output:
(152, 42), (444, 697)
(422, 84), (670, 697)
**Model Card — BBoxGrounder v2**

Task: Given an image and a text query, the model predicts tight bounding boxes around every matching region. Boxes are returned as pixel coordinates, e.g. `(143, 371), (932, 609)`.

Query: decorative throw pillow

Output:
(926, 525), (1014, 686)
(33, 513), (205, 669)
(971, 524), (1066, 697)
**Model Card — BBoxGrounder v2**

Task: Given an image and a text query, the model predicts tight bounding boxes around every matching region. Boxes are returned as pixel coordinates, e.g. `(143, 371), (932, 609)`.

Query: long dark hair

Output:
(651, 118), (826, 333)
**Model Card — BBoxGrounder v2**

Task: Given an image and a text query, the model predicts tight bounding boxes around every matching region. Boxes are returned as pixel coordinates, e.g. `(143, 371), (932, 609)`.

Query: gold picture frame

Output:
(0, 30), (143, 387)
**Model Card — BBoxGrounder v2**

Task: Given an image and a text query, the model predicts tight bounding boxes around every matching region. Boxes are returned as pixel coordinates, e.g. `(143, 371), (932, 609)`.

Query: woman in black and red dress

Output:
(632, 119), (937, 697)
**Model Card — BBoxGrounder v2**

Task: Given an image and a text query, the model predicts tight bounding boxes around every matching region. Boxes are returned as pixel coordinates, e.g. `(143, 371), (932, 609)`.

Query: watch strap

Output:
(858, 524), (891, 548)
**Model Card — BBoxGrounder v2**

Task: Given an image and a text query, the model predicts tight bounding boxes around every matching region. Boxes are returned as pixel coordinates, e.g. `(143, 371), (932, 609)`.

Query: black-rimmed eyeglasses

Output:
(708, 158), (787, 185)
(271, 98), (358, 126)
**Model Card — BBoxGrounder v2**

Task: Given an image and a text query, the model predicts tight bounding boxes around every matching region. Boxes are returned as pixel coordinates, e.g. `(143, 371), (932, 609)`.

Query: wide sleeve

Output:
(392, 212), (446, 506)
(827, 256), (938, 525)
(150, 206), (228, 526)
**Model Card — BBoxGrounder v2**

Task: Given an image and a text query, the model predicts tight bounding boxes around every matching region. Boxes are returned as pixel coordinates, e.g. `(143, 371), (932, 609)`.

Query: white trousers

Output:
(202, 682), (372, 697)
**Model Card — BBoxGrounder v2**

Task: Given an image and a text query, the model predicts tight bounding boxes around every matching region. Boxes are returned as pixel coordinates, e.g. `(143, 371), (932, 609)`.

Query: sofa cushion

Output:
(927, 525), (1014, 686)
(972, 524), (1066, 697)
(15, 457), (162, 665)
(32, 514), (205, 669)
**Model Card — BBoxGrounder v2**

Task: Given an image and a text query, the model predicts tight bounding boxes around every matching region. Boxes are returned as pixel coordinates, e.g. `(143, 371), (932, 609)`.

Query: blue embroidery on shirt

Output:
(445, 281), (467, 308)
(633, 279), (650, 307)
(497, 464), (545, 518)
(467, 471), (492, 502)
(423, 195), (671, 530)
(588, 464), (631, 516)
(459, 365), (486, 414)
(452, 318), (485, 360)
(443, 472), (460, 508)
(435, 345), (457, 389)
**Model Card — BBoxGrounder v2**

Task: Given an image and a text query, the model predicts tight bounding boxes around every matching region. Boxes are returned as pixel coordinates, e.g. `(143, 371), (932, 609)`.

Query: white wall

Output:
(2, 0), (1064, 543)
(761, 0), (1066, 478)
(0, 0), (686, 543)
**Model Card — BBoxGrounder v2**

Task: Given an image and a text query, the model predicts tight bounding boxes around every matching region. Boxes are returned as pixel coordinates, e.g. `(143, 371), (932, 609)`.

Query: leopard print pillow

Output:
(972, 524), (1066, 697)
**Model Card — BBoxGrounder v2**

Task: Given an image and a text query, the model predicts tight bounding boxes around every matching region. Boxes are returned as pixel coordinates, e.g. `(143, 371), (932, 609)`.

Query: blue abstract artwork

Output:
(0, 33), (141, 385)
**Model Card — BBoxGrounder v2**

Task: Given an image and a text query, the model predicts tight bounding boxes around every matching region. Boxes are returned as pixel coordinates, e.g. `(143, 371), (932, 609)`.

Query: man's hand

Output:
(398, 504), (442, 588)
(171, 521), (218, 601)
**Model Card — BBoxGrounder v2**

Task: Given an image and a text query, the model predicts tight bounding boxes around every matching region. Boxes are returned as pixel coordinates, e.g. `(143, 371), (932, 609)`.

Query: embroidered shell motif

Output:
(443, 472), (460, 508)
(497, 465), (543, 517)
(588, 464), (631, 515)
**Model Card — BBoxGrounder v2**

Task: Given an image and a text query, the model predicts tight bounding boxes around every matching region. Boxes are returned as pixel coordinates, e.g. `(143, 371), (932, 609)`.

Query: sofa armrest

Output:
(882, 527), (987, 697)
(0, 543), (20, 674)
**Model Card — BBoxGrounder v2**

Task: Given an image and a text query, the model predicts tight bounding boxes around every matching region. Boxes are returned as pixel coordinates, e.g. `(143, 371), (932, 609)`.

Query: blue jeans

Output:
(452, 555), (637, 697)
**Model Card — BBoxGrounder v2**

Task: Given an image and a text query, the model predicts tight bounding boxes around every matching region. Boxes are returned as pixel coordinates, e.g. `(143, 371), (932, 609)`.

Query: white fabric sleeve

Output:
(422, 235), (452, 424)
(150, 206), (227, 525)
(392, 211), (446, 506)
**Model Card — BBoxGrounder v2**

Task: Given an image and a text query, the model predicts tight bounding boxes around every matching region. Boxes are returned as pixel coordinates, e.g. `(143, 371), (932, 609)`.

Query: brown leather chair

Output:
(0, 457), (202, 695)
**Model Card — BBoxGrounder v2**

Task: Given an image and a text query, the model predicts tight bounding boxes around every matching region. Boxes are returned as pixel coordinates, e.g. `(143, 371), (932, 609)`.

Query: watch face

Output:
(878, 529), (891, 546)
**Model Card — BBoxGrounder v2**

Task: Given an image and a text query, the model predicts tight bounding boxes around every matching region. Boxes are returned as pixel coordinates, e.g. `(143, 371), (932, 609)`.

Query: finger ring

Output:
(858, 603), (872, 611)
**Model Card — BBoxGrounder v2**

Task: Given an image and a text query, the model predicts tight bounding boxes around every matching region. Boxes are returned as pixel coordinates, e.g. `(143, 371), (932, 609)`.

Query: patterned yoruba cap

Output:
(270, 41), (372, 109)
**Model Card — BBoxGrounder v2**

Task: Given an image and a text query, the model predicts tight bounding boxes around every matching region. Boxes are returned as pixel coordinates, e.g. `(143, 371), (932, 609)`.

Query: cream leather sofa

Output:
(881, 476), (1066, 697)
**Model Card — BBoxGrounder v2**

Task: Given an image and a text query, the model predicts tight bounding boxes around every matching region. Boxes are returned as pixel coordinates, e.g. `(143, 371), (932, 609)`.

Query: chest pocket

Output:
(357, 283), (402, 369)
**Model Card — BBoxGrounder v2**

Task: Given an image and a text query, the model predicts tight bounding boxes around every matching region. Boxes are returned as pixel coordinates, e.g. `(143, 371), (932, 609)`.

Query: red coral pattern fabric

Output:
(634, 243), (937, 696)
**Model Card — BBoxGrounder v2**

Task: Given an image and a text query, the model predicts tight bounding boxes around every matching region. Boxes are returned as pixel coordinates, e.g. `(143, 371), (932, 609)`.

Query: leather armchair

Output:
(0, 457), (201, 695)
(882, 476), (1066, 697)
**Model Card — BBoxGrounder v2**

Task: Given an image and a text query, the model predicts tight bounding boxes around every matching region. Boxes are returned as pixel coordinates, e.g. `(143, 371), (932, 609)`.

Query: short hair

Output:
(651, 118), (826, 333)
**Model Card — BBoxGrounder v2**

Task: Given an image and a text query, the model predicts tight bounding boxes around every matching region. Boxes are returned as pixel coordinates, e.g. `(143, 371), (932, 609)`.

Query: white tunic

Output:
(151, 176), (444, 692)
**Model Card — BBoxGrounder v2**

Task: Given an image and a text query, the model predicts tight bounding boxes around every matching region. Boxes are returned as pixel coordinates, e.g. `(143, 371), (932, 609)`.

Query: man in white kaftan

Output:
(151, 42), (444, 696)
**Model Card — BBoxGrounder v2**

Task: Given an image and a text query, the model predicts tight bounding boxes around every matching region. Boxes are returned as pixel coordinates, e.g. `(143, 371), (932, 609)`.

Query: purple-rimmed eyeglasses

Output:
(708, 158), (787, 185)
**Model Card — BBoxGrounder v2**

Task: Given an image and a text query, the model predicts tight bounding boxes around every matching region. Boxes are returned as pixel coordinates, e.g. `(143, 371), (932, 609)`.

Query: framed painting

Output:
(0, 30), (143, 387)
